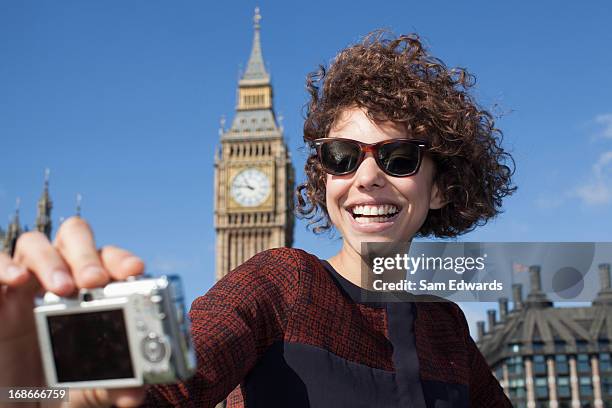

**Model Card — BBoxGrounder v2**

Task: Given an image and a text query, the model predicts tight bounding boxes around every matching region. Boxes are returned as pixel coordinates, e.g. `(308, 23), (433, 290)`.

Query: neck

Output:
(327, 241), (368, 289)
(328, 240), (414, 290)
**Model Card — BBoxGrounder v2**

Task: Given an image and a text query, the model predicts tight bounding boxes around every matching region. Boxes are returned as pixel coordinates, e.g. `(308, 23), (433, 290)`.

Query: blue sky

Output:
(1, 1), (612, 334)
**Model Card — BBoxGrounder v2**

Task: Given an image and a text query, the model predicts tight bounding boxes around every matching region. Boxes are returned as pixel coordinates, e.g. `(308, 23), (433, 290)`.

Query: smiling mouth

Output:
(347, 204), (401, 224)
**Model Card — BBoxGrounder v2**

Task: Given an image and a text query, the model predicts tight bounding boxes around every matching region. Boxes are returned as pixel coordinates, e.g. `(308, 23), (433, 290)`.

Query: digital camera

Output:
(34, 275), (197, 388)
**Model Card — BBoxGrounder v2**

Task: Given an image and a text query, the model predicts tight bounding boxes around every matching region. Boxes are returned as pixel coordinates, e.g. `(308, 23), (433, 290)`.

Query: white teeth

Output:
(356, 216), (387, 224)
(351, 204), (398, 216)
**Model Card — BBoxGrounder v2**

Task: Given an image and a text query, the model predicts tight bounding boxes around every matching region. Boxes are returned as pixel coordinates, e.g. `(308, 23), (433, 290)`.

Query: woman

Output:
(0, 32), (515, 407)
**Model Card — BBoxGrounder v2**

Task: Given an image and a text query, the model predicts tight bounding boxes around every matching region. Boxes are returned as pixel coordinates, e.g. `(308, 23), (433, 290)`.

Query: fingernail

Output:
(82, 265), (104, 282)
(6, 265), (26, 280)
(52, 270), (74, 291)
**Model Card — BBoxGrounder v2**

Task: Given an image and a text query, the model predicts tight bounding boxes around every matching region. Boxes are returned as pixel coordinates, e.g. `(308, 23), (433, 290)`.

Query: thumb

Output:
(69, 387), (147, 408)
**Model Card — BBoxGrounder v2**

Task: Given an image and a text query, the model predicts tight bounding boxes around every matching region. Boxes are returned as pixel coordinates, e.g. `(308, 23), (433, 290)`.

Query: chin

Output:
(347, 234), (407, 251)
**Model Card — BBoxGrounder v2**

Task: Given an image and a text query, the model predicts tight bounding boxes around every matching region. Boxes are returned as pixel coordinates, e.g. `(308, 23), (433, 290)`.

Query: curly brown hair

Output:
(296, 31), (516, 238)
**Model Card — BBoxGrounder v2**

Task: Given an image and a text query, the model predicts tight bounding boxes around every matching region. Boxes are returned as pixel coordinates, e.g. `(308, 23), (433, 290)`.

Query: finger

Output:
(54, 217), (109, 288)
(13, 231), (75, 295)
(72, 386), (147, 408)
(105, 387), (147, 407)
(99, 246), (145, 280)
(0, 252), (28, 286)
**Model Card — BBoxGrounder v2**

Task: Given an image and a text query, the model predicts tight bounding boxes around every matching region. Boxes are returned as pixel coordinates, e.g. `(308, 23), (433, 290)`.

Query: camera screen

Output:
(47, 309), (135, 382)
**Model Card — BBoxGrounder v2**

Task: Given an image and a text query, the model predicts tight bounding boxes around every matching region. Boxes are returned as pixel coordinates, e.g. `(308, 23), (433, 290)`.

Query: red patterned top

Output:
(144, 247), (511, 408)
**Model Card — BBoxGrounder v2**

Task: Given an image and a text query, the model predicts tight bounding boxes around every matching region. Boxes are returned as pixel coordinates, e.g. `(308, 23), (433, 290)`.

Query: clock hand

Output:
(235, 183), (254, 190)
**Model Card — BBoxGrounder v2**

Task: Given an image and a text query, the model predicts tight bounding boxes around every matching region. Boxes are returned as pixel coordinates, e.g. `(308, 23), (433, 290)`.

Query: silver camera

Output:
(34, 275), (197, 388)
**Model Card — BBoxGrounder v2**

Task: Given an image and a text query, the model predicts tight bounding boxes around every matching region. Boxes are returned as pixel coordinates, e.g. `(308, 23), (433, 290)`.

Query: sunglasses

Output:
(312, 138), (429, 177)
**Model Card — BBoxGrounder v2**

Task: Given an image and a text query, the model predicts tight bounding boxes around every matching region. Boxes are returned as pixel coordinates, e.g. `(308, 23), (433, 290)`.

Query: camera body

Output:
(34, 275), (197, 388)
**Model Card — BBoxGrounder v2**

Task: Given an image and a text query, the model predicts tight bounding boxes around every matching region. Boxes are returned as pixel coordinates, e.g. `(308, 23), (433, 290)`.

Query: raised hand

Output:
(0, 216), (146, 408)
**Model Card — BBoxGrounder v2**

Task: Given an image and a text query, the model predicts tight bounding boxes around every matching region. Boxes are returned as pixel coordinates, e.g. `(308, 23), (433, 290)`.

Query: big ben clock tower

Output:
(214, 7), (295, 282)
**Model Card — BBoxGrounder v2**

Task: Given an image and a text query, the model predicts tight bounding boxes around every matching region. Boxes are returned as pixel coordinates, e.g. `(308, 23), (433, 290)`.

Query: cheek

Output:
(397, 158), (437, 209)
(395, 177), (434, 210)
(325, 176), (350, 220)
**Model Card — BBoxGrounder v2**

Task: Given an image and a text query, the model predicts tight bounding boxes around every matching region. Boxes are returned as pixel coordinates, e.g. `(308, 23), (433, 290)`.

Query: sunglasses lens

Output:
(377, 141), (420, 176)
(319, 140), (361, 174)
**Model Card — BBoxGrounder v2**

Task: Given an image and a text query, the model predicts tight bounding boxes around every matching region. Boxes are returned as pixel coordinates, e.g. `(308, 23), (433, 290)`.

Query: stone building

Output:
(213, 7), (294, 283)
(1, 171), (53, 255)
(477, 264), (612, 408)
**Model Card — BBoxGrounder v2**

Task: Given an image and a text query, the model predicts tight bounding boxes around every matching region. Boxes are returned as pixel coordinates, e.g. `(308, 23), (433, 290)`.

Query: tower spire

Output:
(2, 198), (22, 256)
(14, 197), (21, 227)
(240, 7), (270, 85)
(36, 168), (53, 239)
(76, 193), (82, 217)
(223, 6), (280, 135)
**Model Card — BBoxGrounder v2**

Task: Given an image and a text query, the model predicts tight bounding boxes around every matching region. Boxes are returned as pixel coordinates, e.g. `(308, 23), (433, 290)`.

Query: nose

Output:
(354, 153), (386, 190)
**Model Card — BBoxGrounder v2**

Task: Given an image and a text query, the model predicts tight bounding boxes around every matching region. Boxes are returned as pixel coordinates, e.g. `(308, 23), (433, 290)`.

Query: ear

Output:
(429, 183), (446, 210)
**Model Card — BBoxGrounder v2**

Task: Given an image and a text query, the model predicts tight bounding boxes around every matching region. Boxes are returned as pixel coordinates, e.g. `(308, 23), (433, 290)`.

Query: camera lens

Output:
(82, 293), (93, 302)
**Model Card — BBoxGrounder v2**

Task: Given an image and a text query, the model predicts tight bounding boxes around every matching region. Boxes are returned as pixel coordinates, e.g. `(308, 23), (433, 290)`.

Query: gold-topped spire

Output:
(253, 6), (261, 30)
(240, 6), (269, 85)
(225, 7), (280, 134)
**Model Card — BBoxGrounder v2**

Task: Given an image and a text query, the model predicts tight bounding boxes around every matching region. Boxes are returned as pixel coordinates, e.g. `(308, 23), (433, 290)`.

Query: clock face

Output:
(230, 168), (271, 207)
